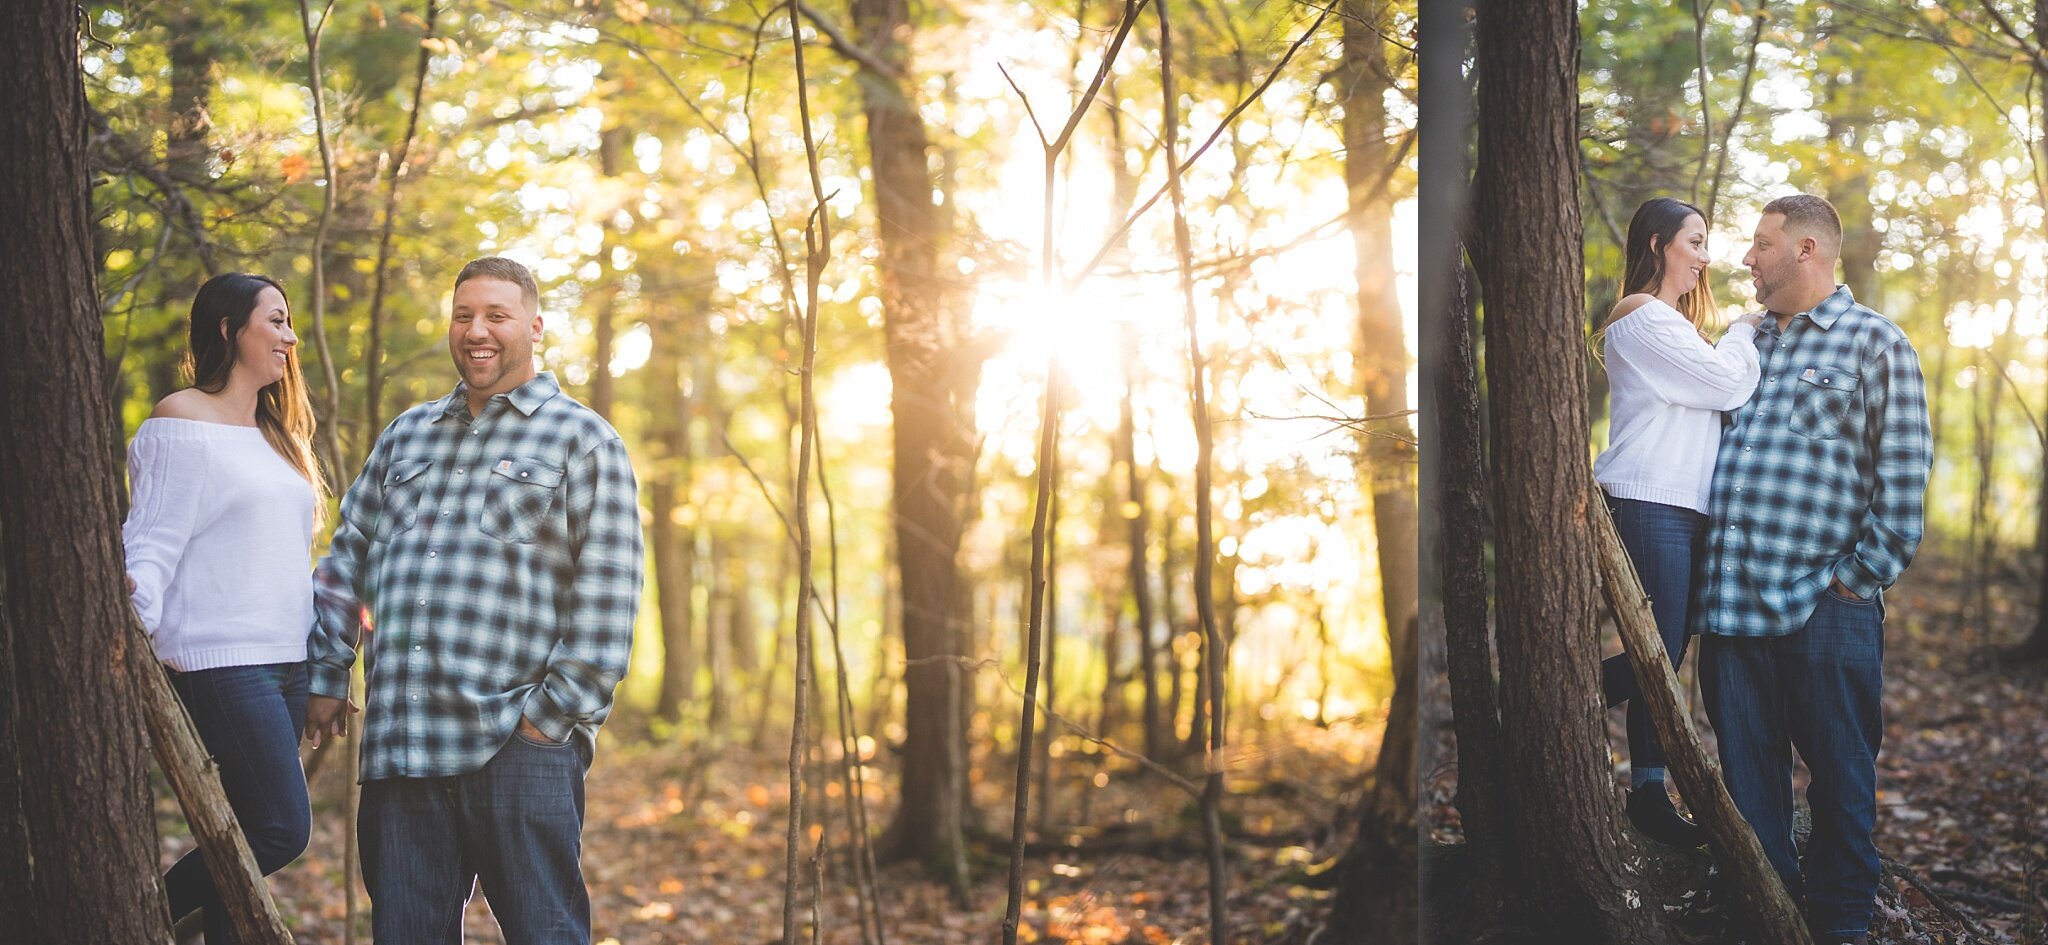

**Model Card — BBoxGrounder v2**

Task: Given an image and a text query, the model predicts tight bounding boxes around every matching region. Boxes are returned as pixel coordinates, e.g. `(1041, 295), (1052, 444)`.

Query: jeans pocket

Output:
(512, 727), (572, 749)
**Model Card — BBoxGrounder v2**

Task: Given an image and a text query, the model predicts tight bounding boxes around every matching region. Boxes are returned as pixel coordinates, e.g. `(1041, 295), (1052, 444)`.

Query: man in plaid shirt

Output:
(305, 257), (643, 944)
(1692, 195), (1931, 945)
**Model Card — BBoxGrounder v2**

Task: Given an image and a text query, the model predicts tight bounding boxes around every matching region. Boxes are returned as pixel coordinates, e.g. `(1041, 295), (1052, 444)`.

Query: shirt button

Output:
(416, 598), (427, 607)
(413, 645), (422, 651)
(1744, 446), (1752, 452)
(441, 510), (450, 517)
(456, 468), (466, 476)
(428, 550), (438, 558)
(1725, 566), (1733, 572)
(410, 694), (419, 702)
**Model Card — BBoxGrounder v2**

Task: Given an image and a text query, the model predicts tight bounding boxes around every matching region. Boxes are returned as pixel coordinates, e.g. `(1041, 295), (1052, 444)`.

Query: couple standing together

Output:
(123, 256), (641, 944)
(1594, 194), (1933, 945)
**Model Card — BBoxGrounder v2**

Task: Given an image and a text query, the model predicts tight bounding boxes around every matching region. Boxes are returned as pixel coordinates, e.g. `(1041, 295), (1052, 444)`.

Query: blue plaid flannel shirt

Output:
(310, 372), (643, 779)
(1692, 286), (1932, 638)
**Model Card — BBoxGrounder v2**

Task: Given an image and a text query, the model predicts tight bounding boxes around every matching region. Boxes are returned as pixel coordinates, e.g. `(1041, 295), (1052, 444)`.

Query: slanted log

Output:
(1587, 476), (1809, 945)
(127, 615), (295, 944)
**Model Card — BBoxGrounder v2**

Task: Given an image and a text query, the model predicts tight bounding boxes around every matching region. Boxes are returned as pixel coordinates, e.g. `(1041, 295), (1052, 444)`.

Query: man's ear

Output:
(530, 311), (545, 343)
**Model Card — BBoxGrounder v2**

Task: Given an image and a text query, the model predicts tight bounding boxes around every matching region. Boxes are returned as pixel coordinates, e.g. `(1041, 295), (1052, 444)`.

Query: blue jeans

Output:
(360, 731), (593, 944)
(163, 662), (312, 945)
(1597, 495), (1704, 776)
(1700, 590), (1885, 936)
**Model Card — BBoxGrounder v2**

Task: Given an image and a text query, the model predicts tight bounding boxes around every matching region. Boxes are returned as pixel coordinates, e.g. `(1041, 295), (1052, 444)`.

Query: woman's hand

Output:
(1734, 312), (1765, 329)
(305, 694), (358, 748)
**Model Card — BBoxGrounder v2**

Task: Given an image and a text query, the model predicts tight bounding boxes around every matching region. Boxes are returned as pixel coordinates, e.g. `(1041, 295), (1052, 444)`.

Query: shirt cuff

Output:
(1832, 557), (1880, 602)
(524, 686), (577, 743)
(308, 660), (353, 701)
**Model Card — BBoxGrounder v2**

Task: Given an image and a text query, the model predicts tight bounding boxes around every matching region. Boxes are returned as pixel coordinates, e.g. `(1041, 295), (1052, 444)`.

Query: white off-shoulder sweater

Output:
(122, 418), (316, 671)
(1594, 298), (1762, 513)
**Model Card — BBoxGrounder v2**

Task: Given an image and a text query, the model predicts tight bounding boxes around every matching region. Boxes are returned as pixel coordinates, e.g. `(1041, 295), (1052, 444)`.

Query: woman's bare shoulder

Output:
(149, 389), (213, 421)
(1603, 293), (1664, 328)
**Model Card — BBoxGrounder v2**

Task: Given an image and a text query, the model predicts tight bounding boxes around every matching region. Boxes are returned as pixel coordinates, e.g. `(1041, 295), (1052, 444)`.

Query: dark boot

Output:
(1626, 782), (1707, 848)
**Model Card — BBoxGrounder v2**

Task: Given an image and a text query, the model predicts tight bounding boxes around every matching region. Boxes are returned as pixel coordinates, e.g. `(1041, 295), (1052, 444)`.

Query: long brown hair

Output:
(1618, 196), (1719, 332)
(187, 273), (329, 516)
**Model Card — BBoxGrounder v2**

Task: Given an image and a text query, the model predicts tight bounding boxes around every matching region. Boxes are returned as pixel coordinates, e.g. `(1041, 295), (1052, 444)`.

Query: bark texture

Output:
(0, 5), (174, 940)
(1469, 1), (1664, 938)
(848, 0), (977, 895)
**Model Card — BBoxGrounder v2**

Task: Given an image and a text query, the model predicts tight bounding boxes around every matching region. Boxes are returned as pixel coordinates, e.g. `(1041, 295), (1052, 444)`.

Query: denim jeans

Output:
(360, 731), (593, 944)
(1700, 589), (1886, 936)
(162, 662), (312, 945)
(1597, 495), (1704, 776)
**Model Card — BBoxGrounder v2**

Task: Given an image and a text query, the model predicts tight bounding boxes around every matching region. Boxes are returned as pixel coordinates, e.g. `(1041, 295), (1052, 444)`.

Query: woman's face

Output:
(230, 286), (296, 387)
(1660, 213), (1711, 297)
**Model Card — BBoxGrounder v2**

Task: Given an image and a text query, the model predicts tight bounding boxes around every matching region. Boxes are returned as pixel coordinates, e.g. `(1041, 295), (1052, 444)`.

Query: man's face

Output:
(449, 276), (542, 400)
(1741, 213), (1802, 310)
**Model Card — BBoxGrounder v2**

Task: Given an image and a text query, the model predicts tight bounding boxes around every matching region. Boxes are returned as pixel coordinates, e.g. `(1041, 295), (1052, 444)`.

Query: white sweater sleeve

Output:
(1609, 312), (1761, 411)
(122, 433), (210, 638)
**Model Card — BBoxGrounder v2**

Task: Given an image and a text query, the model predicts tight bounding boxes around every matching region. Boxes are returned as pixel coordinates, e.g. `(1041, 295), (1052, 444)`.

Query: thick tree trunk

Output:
(0, 7), (172, 940)
(1470, 2), (1666, 939)
(0, 570), (33, 942)
(851, 0), (975, 896)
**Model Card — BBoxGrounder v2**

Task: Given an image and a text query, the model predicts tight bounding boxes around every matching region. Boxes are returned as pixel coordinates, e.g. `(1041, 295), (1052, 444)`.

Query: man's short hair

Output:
(454, 256), (540, 313)
(1761, 194), (1843, 256)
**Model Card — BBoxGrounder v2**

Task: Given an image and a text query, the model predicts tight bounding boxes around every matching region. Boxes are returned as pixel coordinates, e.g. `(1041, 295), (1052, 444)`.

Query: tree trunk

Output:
(1331, 3), (1419, 935)
(2024, 0), (2048, 660)
(707, 528), (733, 730)
(1469, 1), (1666, 938)
(649, 287), (698, 722)
(0, 8), (173, 939)
(1118, 332), (1165, 760)
(852, 0), (975, 896)
(588, 125), (630, 422)
(0, 570), (34, 942)
(1344, 0), (1421, 698)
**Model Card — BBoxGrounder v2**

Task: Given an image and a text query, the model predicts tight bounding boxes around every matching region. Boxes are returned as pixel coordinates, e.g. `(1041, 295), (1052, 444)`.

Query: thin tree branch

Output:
(1065, 0), (1335, 293)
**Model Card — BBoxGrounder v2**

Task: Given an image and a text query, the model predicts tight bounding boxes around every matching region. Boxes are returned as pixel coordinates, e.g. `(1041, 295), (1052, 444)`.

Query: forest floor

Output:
(1422, 556), (2048, 945)
(155, 707), (1375, 943)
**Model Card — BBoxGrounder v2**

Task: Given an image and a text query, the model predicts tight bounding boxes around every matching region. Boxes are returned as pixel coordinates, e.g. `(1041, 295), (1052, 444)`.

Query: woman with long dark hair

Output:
(1594, 197), (1762, 847)
(122, 272), (327, 941)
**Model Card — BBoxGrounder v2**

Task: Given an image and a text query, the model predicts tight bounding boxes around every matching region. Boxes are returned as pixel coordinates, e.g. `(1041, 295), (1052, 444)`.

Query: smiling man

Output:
(1692, 195), (1932, 945)
(306, 256), (643, 944)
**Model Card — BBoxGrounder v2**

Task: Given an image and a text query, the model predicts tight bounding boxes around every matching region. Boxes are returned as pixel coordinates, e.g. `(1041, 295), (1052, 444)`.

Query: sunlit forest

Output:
(59, 0), (1413, 941)
(1422, 3), (2048, 944)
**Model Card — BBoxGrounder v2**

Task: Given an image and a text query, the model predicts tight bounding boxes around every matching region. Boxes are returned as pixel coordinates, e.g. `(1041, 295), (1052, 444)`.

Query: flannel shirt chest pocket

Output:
(480, 457), (566, 543)
(376, 459), (434, 540)
(1790, 365), (1861, 440)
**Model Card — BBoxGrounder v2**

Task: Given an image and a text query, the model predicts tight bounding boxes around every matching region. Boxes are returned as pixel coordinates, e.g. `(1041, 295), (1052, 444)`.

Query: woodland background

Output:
(0, 0), (1413, 943)
(1423, 2), (2048, 944)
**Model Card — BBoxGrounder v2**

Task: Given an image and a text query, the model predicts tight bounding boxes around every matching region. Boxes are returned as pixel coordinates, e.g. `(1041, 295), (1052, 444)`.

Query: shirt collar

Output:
(1802, 284), (1856, 331)
(435, 371), (561, 422)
